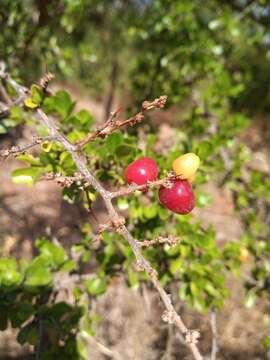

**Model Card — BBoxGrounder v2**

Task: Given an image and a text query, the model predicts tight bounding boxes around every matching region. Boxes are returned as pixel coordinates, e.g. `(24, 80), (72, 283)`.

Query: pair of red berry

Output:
(124, 157), (195, 215)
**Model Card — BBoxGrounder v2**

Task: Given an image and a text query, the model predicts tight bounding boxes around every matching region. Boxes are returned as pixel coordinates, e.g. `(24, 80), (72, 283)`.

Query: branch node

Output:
(0, 149), (10, 158)
(135, 261), (145, 272)
(149, 268), (158, 279)
(184, 330), (200, 345)
(162, 310), (175, 324)
(111, 216), (126, 234)
(133, 112), (144, 124)
(97, 223), (110, 233)
(40, 172), (84, 188)
(142, 95), (168, 110)
(138, 235), (179, 248)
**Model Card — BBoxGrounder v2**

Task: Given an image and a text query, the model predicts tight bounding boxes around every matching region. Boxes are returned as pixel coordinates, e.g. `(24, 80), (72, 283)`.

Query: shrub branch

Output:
(75, 95), (167, 149)
(138, 235), (179, 248)
(0, 136), (55, 158)
(0, 68), (203, 360)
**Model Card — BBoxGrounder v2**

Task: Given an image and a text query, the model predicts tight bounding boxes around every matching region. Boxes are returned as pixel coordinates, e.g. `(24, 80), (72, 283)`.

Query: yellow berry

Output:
(239, 247), (249, 263)
(187, 173), (196, 183)
(172, 153), (200, 179)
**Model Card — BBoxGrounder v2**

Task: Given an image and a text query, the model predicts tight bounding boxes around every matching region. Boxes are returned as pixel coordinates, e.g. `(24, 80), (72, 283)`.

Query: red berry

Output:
(159, 179), (195, 214)
(124, 157), (158, 186)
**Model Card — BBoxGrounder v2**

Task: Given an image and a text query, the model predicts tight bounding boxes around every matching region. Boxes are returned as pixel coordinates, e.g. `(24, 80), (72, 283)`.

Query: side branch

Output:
(138, 235), (179, 248)
(75, 95), (167, 149)
(109, 171), (175, 198)
(39, 172), (86, 187)
(0, 136), (55, 158)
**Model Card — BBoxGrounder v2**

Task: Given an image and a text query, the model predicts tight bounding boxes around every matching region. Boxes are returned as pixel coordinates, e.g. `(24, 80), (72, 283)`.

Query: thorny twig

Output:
(0, 62), (30, 111)
(138, 235), (179, 248)
(94, 224), (179, 249)
(39, 172), (86, 187)
(75, 95), (167, 149)
(109, 171), (175, 198)
(0, 136), (55, 158)
(39, 171), (176, 194)
(0, 68), (203, 360)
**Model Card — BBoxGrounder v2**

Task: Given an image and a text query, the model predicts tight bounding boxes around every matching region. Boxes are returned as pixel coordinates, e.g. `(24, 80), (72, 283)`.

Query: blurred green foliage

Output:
(0, 239), (96, 359)
(1, 0), (270, 357)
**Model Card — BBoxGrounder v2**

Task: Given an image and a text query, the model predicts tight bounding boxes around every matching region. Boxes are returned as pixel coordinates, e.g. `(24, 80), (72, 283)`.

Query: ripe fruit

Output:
(159, 179), (195, 214)
(239, 247), (249, 263)
(187, 173), (196, 183)
(124, 157), (158, 186)
(172, 153), (200, 179)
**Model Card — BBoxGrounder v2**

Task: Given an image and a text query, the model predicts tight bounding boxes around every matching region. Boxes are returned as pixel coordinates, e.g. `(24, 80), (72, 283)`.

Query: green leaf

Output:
(50, 302), (73, 320)
(0, 258), (17, 271)
(82, 250), (91, 263)
(106, 132), (123, 151)
(44, 90), (75, 118)
(84, 277), (107, 296)
(117, 198), (129, 210)
(17, 322), (38, 346)
(10, 106), (23, 121)
(195, 141), (213, 159)
(60, 151), (74, 169)
(25, 267), (52, 287)
(115, 145), (135, 158)
(196, 192), (211, 207)
(143, 204), (158, 219)
(0, 314), (8, 330)
(127, 266), (139, 289)
(30, 254), (52, 268)
(179, 284), (188, 300)
(11, 167), (41, 185)
(179, 244), (191, 257)
(3, 118), (18, 128)
(61, 259), (77, 272)
(169, 258), (182, 275)
(75, 109), (94, 127)
(0, 124), (7, 134)
(193, 296), (206, 312)
(24, 98), (38, 109)
(190, 262), (206, 275)
(77, 335), (88, 359)
(10, 303), (34, 327)
(36, 239), (66, 266)
(31, 84), (43, 105)
(190, 282), (200, 297)
(262, 336), (270, 350)
(16, 154), (41, 166)
(245, 290), (257, 309)
(205, 282), (219, 297)
(41, 141), (53, 152)
(0, 269), (22, 286)
(0, 259), (22, 286)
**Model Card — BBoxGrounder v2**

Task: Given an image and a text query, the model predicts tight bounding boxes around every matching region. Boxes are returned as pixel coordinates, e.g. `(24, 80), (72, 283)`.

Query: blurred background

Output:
(0, 0), (270, 359)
